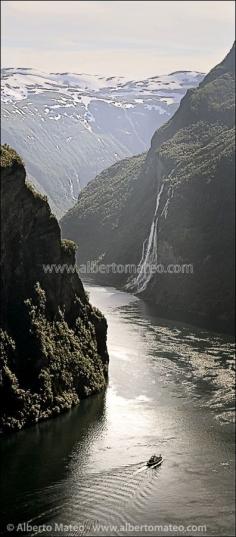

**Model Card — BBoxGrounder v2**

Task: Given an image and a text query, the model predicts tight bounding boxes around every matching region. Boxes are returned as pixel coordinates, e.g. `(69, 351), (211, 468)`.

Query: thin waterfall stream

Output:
(126, 183), (164, 293)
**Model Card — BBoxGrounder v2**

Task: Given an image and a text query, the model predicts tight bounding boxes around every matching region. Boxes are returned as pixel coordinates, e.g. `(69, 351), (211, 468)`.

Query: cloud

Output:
(4, 0), (106, 15)
(3, 44), (232, 79)
(2, 1), (235, 77)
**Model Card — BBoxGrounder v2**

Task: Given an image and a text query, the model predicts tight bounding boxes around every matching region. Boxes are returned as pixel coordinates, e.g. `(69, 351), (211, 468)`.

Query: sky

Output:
(1, 0), (235, 78)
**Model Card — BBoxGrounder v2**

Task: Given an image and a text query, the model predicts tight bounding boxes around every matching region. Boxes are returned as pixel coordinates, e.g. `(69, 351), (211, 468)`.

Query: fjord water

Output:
(1, 285), (235, 536)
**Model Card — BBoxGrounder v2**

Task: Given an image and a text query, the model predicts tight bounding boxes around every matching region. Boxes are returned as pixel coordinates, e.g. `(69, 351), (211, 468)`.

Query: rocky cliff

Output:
(61, 44), (235, 334)
(135, 43), (235, 333)
(0, 145), (109, 433)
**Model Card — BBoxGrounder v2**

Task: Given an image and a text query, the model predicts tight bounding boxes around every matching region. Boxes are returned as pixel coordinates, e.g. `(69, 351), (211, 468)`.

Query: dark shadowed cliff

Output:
(0, 145), (109, 432)
(61, 44), (235, 334)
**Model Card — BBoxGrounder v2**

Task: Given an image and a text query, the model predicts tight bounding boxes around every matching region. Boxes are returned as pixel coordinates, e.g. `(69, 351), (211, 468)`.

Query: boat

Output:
(146, 454), (163, 468)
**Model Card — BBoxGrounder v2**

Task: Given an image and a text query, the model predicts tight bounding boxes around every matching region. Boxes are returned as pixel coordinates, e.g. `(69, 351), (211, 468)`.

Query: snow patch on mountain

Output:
(1, 67), (204, 104)
(1, 67), (205, 216)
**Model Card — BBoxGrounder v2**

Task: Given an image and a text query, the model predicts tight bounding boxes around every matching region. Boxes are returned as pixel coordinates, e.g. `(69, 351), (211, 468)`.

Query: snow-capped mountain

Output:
(1, 67), (204, 215)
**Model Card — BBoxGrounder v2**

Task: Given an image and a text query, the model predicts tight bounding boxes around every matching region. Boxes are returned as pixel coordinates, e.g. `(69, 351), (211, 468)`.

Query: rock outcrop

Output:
(61, 44), (235, 334)
(0, 145), (109, 433)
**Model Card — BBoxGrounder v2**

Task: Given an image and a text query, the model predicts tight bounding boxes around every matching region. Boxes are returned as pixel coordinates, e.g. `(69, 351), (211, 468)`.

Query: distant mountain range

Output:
(1, 67), (204, 215)
(61, 44), (235, 333)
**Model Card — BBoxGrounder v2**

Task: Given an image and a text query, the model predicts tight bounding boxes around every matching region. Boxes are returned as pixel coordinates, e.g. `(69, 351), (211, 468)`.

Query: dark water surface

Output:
(0, 285), (235, 536)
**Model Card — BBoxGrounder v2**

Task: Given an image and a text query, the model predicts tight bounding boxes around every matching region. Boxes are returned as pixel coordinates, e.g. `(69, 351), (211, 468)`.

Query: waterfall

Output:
(126, 183), (164, 293)
(161, 185), (174, 219)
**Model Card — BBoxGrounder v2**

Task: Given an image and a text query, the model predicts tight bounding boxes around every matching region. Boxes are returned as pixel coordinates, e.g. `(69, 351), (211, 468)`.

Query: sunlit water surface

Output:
(0, 285), (235, 536)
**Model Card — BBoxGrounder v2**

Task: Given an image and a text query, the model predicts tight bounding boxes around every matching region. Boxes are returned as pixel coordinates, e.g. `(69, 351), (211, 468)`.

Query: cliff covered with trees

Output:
(0, 145), (109, 433)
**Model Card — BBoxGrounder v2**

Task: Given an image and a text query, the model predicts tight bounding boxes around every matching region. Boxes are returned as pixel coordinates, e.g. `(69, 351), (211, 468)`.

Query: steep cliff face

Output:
(0, 145), (109, 433)
(138, 123), (235, 333)
(61, 44), (235, 333)
(132, 44), (235, 332)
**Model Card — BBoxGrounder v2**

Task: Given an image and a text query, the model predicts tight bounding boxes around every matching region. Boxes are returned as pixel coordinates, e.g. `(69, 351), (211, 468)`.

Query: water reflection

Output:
(114, 298), (235, 423)
(0, 284), (235, 537)
(0, 392), (106, 525)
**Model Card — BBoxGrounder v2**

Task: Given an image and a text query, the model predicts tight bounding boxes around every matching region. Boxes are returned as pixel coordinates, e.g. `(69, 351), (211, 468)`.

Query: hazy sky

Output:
(1, 0), (235, 77)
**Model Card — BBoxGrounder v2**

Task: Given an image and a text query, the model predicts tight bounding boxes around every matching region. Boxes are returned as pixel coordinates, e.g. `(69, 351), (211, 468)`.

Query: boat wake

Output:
(132, 464), (148, 476)
(133, 459), (164, 475)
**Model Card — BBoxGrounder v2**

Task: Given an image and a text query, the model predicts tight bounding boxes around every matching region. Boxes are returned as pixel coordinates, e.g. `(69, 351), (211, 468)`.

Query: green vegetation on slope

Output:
(0, 284), (107, 432)
(61, 153), (147, 269)
(158, 122), (235, 181)
(0, 144), (23, 168)
(63, 154), (146, 225)
(0, 146), (108, 433)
